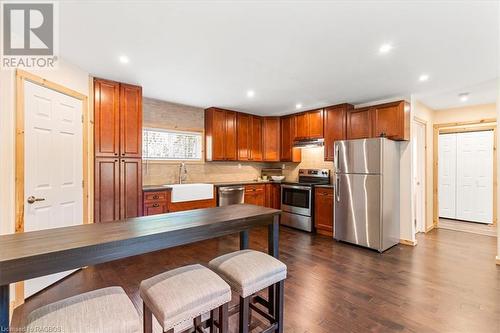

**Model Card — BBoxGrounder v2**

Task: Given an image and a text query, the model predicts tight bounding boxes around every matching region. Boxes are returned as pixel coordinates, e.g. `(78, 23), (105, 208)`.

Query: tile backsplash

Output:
(275, 146), (334, 182)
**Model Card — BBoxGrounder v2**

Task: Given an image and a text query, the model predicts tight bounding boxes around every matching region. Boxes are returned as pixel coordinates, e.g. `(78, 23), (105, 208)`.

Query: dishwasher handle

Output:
(219, 186), (245, 192)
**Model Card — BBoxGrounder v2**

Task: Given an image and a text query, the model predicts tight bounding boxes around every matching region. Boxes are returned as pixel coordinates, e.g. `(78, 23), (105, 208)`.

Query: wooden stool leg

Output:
(276, 280), (285, 333)
(219, 303), (229, 333)
(239, 296), (250, 333)
(143, 302), (153, 333)
(210, 308), (217, 333)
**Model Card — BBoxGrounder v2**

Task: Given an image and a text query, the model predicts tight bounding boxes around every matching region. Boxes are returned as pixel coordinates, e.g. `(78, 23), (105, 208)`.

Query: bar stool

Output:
(25, 286), (141, 333)
(140, 264), (231, 333)
(209, 250), (287, 333)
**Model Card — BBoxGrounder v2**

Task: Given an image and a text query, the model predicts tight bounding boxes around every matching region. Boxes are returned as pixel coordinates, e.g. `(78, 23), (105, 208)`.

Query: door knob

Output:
(27, 196), (45, 204)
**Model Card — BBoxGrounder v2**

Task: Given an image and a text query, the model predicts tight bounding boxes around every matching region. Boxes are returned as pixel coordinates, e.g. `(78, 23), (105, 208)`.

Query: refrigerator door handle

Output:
(335, 175), (340, 202)
(335, 144), (340, 173)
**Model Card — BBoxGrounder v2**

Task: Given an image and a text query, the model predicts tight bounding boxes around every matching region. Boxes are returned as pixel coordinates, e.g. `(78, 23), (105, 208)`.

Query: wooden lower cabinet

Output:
(244, 184), (266, 206)
(143, 189), (216, 215)
(143, 190), (170, 216)
(265, 183), (281, 209)
(95, 157), (142, 222)
(314, 187), (334, 236)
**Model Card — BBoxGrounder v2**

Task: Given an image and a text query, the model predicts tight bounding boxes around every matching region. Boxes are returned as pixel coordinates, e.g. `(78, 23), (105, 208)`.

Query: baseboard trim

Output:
(425, 224), (435, 233)
(496, 256), (500, 266)
(400, 239), (418, 246)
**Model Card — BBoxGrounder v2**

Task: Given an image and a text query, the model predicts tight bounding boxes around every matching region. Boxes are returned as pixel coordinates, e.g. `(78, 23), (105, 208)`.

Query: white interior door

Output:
(413, 121), (426, 233)
(438, 134), (457, 219)
(24, 81), (83, 298)
(456, 131), (493, 224)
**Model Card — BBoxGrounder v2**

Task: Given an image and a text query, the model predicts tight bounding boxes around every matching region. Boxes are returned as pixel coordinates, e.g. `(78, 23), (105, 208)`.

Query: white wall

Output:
(0, 59), (90, 306)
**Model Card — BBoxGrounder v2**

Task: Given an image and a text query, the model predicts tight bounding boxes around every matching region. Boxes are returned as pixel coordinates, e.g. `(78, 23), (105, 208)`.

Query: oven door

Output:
(281, 185), (312, 216)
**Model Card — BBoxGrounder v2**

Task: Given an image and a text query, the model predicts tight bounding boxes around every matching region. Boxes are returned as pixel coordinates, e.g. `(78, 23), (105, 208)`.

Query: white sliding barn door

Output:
(456, 131), (493, 224)
(24, 81), (83, 298)
(438, 134), (457, 219)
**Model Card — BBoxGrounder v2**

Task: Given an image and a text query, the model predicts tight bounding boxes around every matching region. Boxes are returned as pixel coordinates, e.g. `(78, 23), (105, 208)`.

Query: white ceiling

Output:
(60, 1), (499, 115)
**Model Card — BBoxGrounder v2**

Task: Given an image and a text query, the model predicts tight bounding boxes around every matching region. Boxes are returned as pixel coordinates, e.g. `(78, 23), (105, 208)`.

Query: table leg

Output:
(267, 214), (280, 316)
(240, 230), (249, 250)
(0, 285), (9, 332)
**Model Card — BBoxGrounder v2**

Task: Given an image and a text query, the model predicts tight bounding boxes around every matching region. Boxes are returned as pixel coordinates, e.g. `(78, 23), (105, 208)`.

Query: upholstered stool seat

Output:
(209, 249), (287, 298)
(25, 286), (140, 333)
(140, 264), (231, 333)
(209, 250), (287, 333)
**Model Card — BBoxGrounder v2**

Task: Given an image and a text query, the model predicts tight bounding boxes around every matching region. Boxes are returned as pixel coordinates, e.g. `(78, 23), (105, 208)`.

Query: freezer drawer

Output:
(334, 174), (381, 250)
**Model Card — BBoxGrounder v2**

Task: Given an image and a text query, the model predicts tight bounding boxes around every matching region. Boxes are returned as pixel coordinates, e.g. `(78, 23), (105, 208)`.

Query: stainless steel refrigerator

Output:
(333, 138), (400, 252)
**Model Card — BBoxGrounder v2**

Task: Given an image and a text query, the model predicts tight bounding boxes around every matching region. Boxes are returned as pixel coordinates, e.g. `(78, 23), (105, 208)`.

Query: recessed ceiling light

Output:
(459, 93), (469, 102)
(419, 74), (429, 82)
(246, 90), (255, 98)
(295, 103), (302, 109)
(119, 55), (129, 64)
(378, 43), (393, 54)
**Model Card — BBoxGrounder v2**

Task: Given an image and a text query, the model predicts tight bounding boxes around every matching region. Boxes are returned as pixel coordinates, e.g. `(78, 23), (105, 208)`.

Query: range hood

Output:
(293, 138), (324, 148)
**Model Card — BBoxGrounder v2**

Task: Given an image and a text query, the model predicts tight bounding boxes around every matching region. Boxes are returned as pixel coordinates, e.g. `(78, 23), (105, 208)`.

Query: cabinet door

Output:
(263, 117), (280, 161)
(205, 108), (226, 161)
(347, 108), (372, 139)
(94, 79), (120, 157)
(120, 158), (143, 219)
(94, 157), (120, 222)
(250, 116), (263, 161)
(280, 116), (301, 162)
(308, 109), (324, 138)
(372, 101), (409, 140)
(295, 113), (309, 139)
(120, 84), (142, 158)
(143, 202), (168, 216)
(224, 111), (238, 160)
(237, 113), (251, 161)
(245, 185), (265, 206)
(314, 188), (334, 235)
(324, 104), (350, 161)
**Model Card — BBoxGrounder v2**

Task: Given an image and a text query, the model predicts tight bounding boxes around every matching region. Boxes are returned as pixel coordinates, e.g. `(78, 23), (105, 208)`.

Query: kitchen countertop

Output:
(143, 180), (283, 191)
(315, 184), (334, 189)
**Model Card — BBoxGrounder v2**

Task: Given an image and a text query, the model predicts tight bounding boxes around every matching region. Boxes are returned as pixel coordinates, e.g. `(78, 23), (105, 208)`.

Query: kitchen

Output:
(0, 2), (499, 333)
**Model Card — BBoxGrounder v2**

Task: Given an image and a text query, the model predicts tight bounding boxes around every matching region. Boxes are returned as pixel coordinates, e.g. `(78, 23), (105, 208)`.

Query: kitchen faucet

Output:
(179, 162), (187, 184)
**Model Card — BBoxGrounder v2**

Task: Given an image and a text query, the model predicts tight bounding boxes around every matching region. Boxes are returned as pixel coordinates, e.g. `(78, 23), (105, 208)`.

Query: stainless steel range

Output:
(281, 168), (330, 232)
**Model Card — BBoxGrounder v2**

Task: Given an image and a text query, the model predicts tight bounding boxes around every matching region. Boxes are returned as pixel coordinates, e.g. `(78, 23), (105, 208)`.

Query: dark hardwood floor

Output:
(11, 227), (500, 332)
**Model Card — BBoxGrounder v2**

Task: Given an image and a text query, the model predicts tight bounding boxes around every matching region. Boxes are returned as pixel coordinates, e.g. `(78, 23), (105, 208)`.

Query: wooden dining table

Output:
(0, 204), (281, 331)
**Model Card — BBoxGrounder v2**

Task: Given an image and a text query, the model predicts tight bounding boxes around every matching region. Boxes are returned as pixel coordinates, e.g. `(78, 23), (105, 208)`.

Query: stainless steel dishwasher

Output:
(218, 185), (245, 206)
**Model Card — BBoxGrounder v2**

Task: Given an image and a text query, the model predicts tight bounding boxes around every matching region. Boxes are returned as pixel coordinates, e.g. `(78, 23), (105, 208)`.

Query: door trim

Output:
(433, 119), (497, 229)
(14, 69), (90, 307)
(413, 117), (427, 233)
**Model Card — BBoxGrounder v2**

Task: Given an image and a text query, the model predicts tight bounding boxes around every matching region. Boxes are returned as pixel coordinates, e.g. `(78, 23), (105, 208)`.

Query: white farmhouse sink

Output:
(169, 183), (214, 203)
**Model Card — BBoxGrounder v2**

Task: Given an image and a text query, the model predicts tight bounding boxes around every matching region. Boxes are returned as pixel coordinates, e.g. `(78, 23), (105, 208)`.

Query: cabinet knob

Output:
(153, 195), (159, 199)
(114, 153), (118, 156)
(153, 203), (159, 207)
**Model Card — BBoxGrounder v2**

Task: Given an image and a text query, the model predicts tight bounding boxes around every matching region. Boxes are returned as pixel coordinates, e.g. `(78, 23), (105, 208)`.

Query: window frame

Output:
(142, 127), (204, 162)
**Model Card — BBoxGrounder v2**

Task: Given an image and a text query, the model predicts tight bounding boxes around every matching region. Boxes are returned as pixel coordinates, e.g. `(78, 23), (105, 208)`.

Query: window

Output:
(143, 128), (202, 161)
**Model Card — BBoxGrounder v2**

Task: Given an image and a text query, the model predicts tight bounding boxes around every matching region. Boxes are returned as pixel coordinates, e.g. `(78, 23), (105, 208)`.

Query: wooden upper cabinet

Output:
(324, 104), (352, 161)
(205, 108), (237, 161)
(294, 113), (309, 140)
(225, 111), (237, 160)
(237, 113), (262, 161)
(251, 116), (263, 161)
(372, 101), (410, 141)
(347, 107), (372, 139)
(237, 113), (251, 161)
(120, 84), (142, 158)
(94, 79), (120, 157)
(308, 109), (324, 139)
(280, 115), (301, 162)
(262, 117), (280, 162)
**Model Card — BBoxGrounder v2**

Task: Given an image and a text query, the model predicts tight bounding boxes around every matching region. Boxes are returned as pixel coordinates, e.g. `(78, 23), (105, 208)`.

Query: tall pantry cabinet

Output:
(94, 78), (143, 222)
